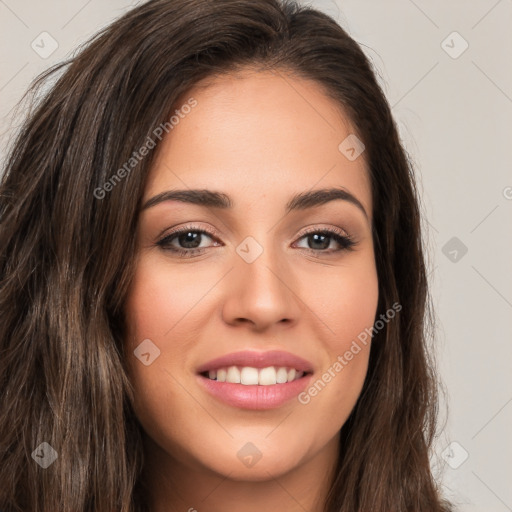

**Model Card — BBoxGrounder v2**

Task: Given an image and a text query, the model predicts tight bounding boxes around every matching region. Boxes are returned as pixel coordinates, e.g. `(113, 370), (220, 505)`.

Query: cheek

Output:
(294, 258), (378, 421)
(123, 256), (198, 406)
(124, 255), (211, 345)
(300, 255), (379, 350)
(123, 258), (203, 446)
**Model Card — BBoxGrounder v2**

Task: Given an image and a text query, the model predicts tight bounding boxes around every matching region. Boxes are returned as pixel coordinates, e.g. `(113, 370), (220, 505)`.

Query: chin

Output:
(189, 435), (309, 480)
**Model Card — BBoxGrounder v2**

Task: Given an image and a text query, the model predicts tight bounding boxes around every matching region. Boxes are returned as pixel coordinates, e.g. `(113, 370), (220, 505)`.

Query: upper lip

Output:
(196, 350), (314, 374)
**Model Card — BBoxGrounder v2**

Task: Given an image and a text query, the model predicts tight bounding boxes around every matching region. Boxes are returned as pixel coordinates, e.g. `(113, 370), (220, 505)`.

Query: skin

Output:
(124, 67), (379, 512)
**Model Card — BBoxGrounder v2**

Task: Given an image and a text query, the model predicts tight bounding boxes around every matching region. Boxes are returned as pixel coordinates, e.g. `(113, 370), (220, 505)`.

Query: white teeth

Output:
(259, 367), (277, 385)
(226, 366), (241, 384)
(240, 367), (259, 385)
(204, 365), (307, 385)
(276, 367), (288, 383)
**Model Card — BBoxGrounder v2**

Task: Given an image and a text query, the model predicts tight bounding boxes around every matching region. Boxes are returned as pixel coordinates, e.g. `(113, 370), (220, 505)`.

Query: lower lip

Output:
(197, 373), (313, 410)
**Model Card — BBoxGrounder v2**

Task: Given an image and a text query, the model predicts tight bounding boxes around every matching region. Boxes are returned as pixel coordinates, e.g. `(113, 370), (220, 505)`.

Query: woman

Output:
(0, 0), (452, 510)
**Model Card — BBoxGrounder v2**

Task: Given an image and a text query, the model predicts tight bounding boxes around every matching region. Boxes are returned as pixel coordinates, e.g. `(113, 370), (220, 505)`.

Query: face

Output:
(124, 68), (379, 483)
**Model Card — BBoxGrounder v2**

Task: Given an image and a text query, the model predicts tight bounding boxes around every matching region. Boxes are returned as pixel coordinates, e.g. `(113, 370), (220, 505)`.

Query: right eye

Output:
(156, 225), (221, 258)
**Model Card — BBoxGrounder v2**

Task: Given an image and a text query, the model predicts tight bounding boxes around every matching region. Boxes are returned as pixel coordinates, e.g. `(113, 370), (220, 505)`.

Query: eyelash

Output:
(156, 224), (357, 258)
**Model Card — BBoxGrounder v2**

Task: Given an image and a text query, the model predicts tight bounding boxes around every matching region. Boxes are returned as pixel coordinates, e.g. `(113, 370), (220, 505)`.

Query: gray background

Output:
(1, 0), (511, 510)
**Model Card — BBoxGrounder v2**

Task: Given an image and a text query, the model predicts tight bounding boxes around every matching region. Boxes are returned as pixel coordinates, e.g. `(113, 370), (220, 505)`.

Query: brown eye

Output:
(156, 225), (220, 258)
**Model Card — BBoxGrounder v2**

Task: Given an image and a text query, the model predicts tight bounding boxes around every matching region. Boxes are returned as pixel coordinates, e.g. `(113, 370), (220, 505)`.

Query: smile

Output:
(201, 366), (308, 385)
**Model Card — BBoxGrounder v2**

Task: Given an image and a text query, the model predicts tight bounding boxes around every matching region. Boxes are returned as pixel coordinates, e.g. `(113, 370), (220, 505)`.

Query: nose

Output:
(221, 240), (300, 331)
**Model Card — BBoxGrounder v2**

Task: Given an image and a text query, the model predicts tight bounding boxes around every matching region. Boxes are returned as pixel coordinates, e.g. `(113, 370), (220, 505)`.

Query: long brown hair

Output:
(0, 0), (451, 510)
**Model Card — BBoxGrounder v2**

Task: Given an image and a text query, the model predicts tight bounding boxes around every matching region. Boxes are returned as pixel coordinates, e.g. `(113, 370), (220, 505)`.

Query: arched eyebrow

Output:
(141, 186), (368, 220)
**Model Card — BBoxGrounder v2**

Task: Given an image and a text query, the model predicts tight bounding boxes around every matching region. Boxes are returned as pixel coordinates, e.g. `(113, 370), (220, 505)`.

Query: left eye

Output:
(294, 230), (354, 251)
(156, 226), (356, 257)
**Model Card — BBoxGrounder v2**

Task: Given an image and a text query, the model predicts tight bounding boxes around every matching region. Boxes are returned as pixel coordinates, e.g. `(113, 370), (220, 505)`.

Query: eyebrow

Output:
(141, 187), (368, 219)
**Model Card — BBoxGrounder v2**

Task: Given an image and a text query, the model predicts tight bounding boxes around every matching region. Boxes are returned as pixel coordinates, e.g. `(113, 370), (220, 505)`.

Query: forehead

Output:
(145, 68), (372, 219)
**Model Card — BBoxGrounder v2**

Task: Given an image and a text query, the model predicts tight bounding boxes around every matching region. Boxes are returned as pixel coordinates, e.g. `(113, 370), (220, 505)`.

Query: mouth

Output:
(195, 350), (314, 410)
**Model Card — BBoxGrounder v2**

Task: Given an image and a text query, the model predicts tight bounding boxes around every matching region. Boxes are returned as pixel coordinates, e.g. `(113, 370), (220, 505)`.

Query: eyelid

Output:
(155, 223), (221, 242)
(297, 224), (350, 238)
